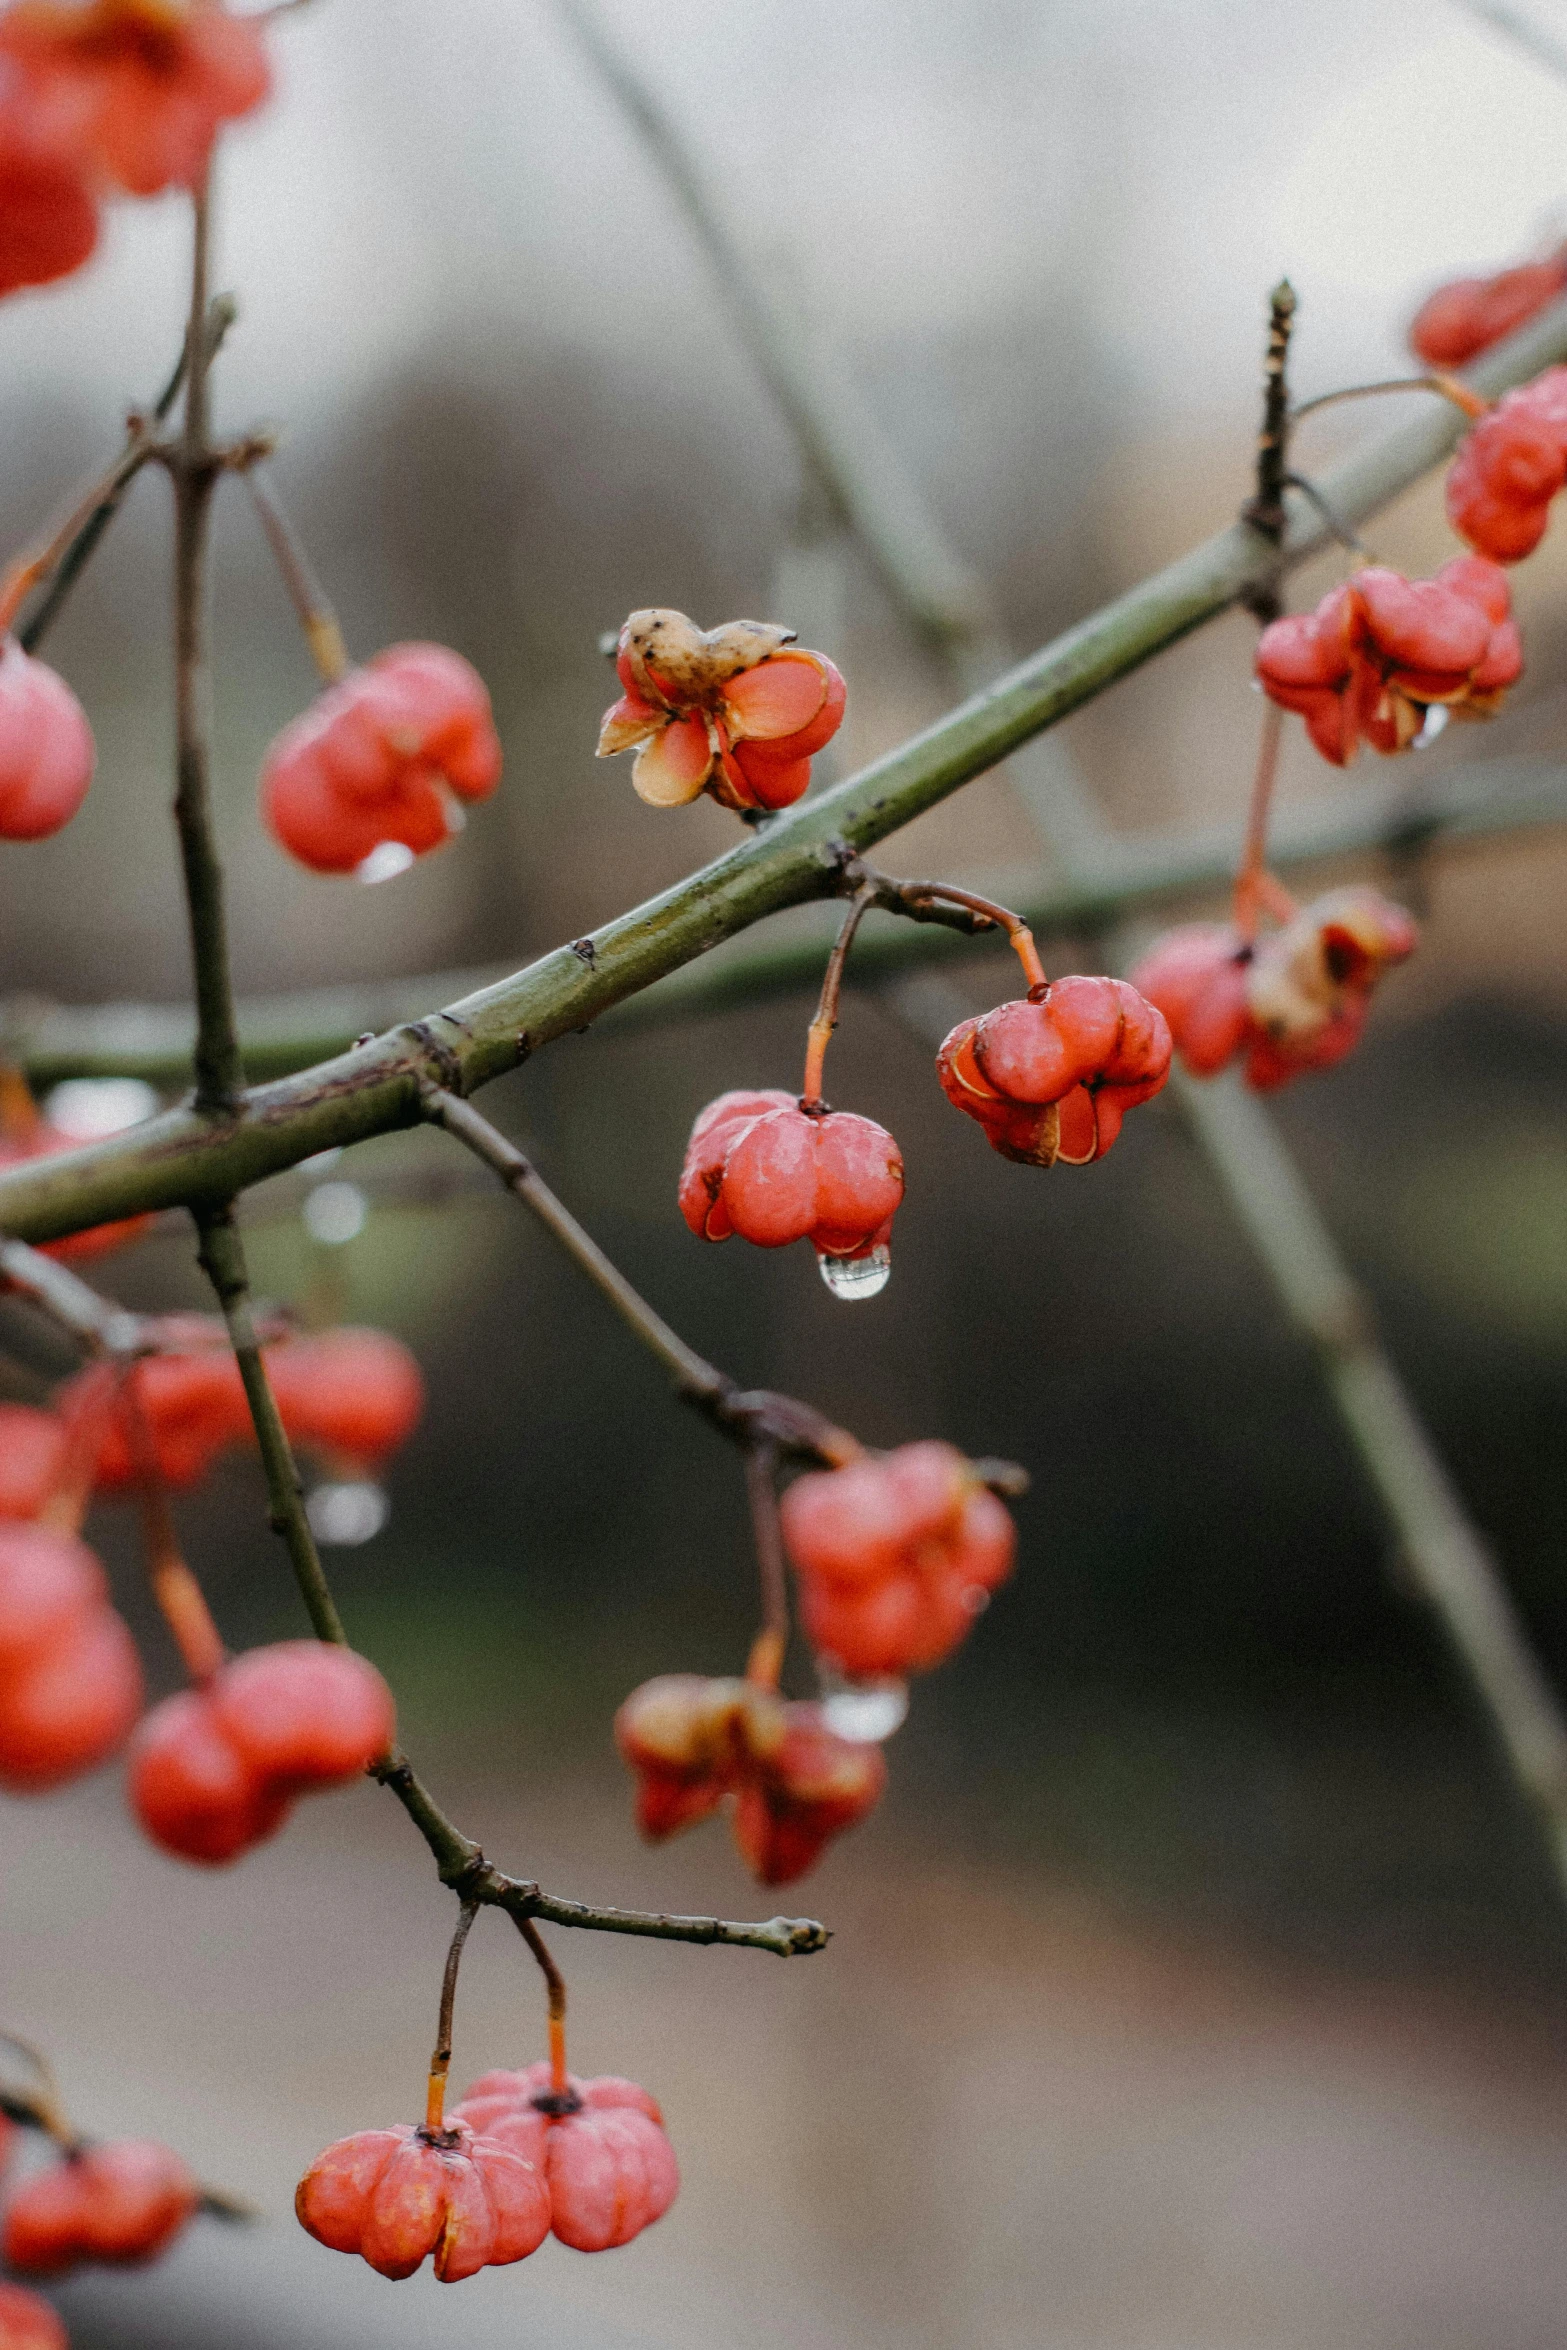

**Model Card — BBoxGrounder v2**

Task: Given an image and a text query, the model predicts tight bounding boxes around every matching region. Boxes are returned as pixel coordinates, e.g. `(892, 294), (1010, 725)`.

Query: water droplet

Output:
(1412, 704), (1449, 749)
(817, 1243), (891, 1301)
(961, 1585), (991, 1618)
(302, 1179), (368, 1246)
(306, 1480), (388, 1546)
(43, 1078), (159, 1138)
(356, 841), (417, 886)
(819, 1675), (909, 1744)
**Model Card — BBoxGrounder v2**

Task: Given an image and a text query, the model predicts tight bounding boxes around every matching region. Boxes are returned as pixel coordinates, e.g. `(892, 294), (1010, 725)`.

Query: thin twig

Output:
(1242, 278), (1297, 555)
(1456, 0), (1567, 84)
(420, 1087), (863, 1464)
(196, 1173), (829, 1958)
(18, 299), (236, 657)
(1282, 471), (1371, 557)
(193, 1205), (348, 1644)
(1290, 373), (1487, 423)
(552, 0), (992, 647)
(244, 469), (349, 682)
(1156, 1044), (1567, 1895)
(0, 1237), (144, 1355)
(170, 183), (246, 1115)
(869, 873), (1049, 992)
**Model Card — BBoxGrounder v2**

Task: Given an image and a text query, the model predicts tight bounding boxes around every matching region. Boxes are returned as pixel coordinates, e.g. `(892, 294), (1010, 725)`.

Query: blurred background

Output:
(5, 0), (1567, 2343)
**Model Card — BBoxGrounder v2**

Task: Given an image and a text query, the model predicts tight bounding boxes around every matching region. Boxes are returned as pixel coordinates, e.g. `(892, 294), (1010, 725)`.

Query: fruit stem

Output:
(37, 1361), (118, 1539)
(802, 881), (878, 1109)
(244, 470), (350, 684)
(743, 1439), (788, 1690)
(1231, 702), (1297, 943)
(891, 880), (1048, 992)
(120, 1368), (227, 1684)
(1290, 372), (1489, 425)
(421, 1090), (858, 1467)
(0, 1062), (41, 1141)
(426, 1900), (480, 2133)
(514, 1918), (569, 2094)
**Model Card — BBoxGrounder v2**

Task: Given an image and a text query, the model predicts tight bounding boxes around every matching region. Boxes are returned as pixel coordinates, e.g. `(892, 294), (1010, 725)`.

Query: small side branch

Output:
(192, 1197), (832, 1962)
(170, 184), (246, 1116)
(1243, 279), (1297, 549)
(193, 1203), (348, 1646)
(0, 1236), (144, 1355)
(18, 299), (235, 657)
(421, 1088), (860, 1464)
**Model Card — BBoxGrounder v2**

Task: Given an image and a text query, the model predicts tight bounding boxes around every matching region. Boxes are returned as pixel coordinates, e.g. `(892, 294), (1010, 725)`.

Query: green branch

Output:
(4, 296), (1567, 1246)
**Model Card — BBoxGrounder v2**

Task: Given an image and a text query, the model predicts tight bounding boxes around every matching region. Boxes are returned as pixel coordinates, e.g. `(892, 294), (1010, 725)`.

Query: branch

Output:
(17, 298), (235, 657)
(8, 756), (1567, 1087)
(1160, 1045), (1567, 1890)
(4, 302), (1567, 1243)
(552, 0), (994, 648)
(194, 1146), (833, 1956)
(169, 185), (245, 1115)
(0, 1237), (143, 1355)
(421, 1087), (861, 1463)
(1455, 0), (1567, 82)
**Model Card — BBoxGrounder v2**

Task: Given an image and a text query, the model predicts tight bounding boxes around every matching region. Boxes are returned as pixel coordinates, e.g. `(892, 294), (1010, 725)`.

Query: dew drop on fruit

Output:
(355, 841), (417, 885)
(816, 1244), (891, 1301)
(306, 1479), (389, 1546)
(820, 1675), (909, 1743)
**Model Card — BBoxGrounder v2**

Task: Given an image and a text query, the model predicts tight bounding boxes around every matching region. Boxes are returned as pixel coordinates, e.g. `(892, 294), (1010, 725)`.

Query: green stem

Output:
(171, 184), (245, 1116)
(4, 295), (1567, 1239)
(192, 1204), (347, 1646)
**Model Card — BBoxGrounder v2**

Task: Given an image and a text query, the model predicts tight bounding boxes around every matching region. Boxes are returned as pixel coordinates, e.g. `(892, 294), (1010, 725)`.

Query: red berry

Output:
(0, 65), (97, 300)
(0, 2281), (66, 2350)
(679, 1090), (903, 1268)
(730, 1701), (886, 1887)
(612, 1673), (751, 1840)
(1120, 925), (1249, 1077)
(1130, 886), (1418, 1091)
(936, 976), (1170, 1167)
(0, 1405), (67, 1519)
(262, 643), (502, 876)
(0, 1), (271, 199)
(265, 1327), (424, 1470)
(597, 609), (845, 812)
(295, 2119), (549, 2281)
(0, 1525), (142, 1790)
(128, 1639), (394, 1864)
(0, 638), (93, 840)
(781, 1441), (1015, 1679)
(2, 2140), (197, 2273)
(1410, 259), (1567, 368)
(452, 2064), (679, 2252)
(1446, 369), (1567, 561)
(64, 1352), (248, 1495)
(1255, 559), (1521, 764)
